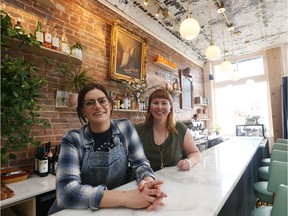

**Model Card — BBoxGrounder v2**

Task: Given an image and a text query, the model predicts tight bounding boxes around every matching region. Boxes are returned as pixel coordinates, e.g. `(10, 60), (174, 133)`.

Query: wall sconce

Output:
(144, 0), (149, 6)
(179, 0), (200, 40)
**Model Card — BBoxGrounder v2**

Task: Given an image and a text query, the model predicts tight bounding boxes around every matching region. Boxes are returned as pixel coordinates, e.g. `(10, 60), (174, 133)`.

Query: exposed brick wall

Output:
(1, 0), (204, 170)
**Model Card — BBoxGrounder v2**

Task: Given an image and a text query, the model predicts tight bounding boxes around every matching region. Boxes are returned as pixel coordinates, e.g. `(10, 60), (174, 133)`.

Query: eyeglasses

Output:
(83, 97), (109, 109)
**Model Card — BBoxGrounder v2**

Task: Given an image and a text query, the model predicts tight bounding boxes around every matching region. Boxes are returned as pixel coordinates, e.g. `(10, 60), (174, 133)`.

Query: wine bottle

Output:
(43, 22), (52, 48)
(52, 26), (60, 51)
(14, 17), (24, 35)
(35, 21), (44, 45)
(47, 142), (54, 173)
(53, 145), (58, 174)
(34, 147), (39, 174)
(124, 93), (129, 109)
(38, 146), (48, 177)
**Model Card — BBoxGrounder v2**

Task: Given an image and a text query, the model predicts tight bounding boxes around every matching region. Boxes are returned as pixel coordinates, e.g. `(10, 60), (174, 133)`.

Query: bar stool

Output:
(253, 161), (288, 207)
(276, 138), (288, 144)
(261, 143), (288, 166)
(258, 149), (288, 181)
(250, 184), (288, 216)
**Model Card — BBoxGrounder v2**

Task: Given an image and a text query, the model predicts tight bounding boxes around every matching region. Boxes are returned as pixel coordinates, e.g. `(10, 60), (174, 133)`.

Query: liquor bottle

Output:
(53, 145), (59, 174)
(51, 26), (60, 51)
(59, 28), (70, 54)
(34, 147), (39, 174)
(38, 146), (48, 177)
(43, 22), (52, 48)
(35, 21), (44, 45)
(14, 17), (24, 35)
(124, 93), (129, 109)
(47, 142), (54, 173)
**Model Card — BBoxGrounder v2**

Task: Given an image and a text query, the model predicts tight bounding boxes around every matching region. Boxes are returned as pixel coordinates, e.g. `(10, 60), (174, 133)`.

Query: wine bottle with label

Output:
(44, 22), (52, 48)
(35, 21), (44, 45)
(52, 26), (60, 51)
(38, 146), (48, 177)
(47, 142), (54, 173)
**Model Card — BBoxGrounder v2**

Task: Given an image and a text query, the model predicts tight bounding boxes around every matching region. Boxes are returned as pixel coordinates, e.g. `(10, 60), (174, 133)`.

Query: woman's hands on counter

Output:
(124, 179), (167, 211)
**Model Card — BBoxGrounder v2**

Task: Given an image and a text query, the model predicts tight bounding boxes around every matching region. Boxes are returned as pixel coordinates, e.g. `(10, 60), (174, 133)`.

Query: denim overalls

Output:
(80, 131), (129, 189)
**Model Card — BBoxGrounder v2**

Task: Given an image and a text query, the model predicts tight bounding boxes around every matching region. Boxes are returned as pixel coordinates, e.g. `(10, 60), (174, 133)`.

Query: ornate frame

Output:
(110, 20), (147, 82)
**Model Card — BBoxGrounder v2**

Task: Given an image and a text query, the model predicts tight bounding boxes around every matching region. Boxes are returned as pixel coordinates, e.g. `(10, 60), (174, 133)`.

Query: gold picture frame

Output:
(110, 20), (147, 82)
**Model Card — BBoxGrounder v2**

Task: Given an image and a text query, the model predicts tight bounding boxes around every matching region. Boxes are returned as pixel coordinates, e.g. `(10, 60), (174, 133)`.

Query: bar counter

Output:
(53, 137), (265, 216)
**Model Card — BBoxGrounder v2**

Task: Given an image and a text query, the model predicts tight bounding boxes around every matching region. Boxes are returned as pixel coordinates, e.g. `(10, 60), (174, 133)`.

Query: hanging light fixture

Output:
(205, 0), (221, 60)
(179, 0), (200, 40)
(220, 22), (232, 72)
(230, 32), (239, 81)
(216, 0), (225, 13)
(155, 7), (160, 17)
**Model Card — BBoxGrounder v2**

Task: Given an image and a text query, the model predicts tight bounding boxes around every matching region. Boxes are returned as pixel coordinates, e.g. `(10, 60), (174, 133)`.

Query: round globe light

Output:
(220, 60), (233, 72)
(179, 17), (200, 40)
(205, 44), (221, 60)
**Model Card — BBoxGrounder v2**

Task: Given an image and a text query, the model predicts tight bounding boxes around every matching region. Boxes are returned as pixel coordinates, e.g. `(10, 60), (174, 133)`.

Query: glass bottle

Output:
(38, 146), (48, 177)
(14, 17), (24, 35)
(35, 21), (44, 45)
(47, 142), (54, 173)
(60, 28), (70, 54)
(124, 93), (129, 109)
(44, 22), (52, 48)
(34, 147), (39, 174)
(52, 26), (60, 51)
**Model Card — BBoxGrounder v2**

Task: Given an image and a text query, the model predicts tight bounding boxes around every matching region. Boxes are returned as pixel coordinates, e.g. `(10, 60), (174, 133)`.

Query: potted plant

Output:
(1, 11), (49, 163)
(58, 60), (92, 106)
(71, 41), (83, 60)
(212, 124), (222, 135)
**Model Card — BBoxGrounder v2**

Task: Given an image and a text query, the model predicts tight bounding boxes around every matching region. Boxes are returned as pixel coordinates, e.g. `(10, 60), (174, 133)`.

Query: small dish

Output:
(1, 168), (30, 184)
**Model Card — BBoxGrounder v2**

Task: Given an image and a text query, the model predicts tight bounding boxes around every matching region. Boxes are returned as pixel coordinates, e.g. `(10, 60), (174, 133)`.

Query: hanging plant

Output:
(1, 10), (49, 163)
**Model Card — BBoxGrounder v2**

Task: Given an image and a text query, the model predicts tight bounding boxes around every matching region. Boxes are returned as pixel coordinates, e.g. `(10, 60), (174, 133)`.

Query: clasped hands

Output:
(131, 177), (167, 211)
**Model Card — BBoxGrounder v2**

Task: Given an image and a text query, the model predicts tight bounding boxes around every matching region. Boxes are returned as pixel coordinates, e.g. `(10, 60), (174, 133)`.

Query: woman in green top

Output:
(135, 89), (200, 171)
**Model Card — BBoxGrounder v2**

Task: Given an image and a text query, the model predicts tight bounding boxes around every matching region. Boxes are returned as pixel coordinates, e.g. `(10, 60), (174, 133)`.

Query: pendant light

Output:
(179, 0), (200, 40)
(220, 22), (232, 72)
(205, 0), (221, 60)
(230, 32), (239, 81)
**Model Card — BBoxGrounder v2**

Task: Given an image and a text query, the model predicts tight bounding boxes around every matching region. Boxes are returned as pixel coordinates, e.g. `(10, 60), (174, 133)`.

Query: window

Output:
(212, 55), (272, 137)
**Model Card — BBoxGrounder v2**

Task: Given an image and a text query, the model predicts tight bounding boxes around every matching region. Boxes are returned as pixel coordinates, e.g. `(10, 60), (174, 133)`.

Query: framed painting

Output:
(180, 67), (194, 109)
(110, 20), (147, 82)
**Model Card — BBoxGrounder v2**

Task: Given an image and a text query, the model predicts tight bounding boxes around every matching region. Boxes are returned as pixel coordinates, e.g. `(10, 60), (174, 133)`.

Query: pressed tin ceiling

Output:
(98, 0), (288, 66)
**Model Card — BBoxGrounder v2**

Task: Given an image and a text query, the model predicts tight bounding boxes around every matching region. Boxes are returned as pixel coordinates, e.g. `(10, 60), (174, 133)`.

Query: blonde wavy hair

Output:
(145, 89), (178, 134)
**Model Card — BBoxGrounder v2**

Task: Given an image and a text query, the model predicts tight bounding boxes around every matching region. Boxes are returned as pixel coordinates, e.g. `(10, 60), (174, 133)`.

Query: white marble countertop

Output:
(1, 174), (56, 207)
(52, 137), (263, 216)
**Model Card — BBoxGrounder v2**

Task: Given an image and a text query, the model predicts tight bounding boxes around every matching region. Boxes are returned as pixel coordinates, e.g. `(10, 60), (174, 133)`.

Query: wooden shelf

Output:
(33, 0), (56, 9)
(154, 61), (176, 72)
(5, 38), (82, 65)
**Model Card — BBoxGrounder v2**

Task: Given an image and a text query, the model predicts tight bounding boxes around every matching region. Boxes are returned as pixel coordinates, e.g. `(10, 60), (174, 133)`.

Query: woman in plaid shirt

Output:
(49, 83), (166, 215)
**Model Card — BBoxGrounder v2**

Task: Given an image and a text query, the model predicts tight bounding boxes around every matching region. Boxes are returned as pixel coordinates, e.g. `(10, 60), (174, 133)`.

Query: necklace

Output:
(153, 129), (168, 169)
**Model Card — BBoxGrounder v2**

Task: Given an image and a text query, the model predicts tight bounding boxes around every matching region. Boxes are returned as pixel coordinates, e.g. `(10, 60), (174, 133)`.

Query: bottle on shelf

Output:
(60, 28), (70, 54)
(35, 21), (44, 45)
(53, 145), (60, 174)
(124, 93), (129, 109)
(43, 21), (52, 48)
(14, 17), (24, 35)
(47, 142), (54, 174)
(52, 26), (60, 51)
(37, 145), (48, 177)
(34, 146), (40, 174)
